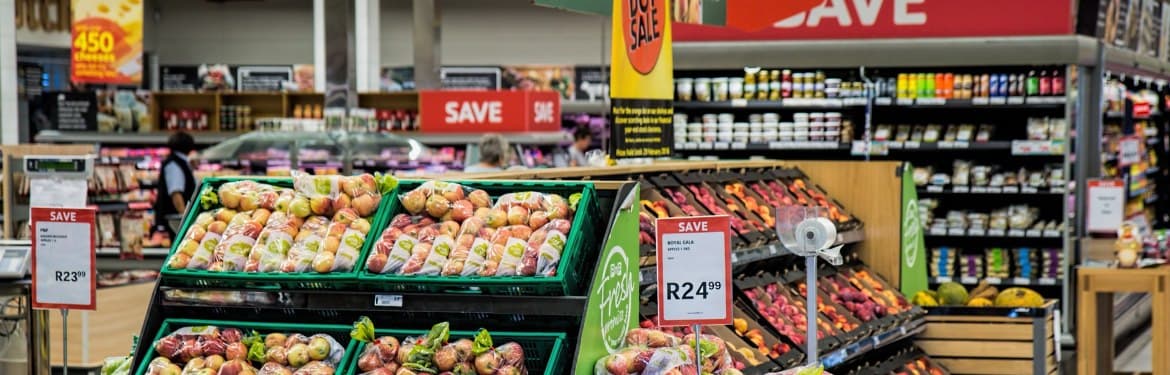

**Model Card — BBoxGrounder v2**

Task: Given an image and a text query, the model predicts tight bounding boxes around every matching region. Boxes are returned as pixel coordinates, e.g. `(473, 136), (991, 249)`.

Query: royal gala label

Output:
(70, 0), (143, 84)
(621, 0), (667, 74)
(677, 0), (1075, 41)
(418, 91), (560, 133)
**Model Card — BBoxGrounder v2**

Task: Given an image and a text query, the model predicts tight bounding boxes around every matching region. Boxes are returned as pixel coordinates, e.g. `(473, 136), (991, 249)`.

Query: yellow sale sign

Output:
(70, 0), (143, 84)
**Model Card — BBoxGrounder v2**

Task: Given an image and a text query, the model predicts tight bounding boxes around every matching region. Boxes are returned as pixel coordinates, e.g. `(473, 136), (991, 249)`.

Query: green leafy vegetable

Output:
(568, 193), (582, 211)
(350, 316), (376, 343)
(199, 187), (219, 210)
(472, 329), (493, 356)
(376, 173), (400, 194)
(698, 339), (718, 359)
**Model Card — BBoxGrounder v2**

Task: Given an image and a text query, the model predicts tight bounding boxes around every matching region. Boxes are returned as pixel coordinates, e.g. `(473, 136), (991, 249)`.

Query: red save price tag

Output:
(656, 215), (733, 326)
(31, 207), (97, 311)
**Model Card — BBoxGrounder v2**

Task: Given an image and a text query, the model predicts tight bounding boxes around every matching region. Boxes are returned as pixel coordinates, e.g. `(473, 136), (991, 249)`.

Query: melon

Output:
(966, 297), (993, 307)
(937, 282), (969, 306)
(994, 287), (1044, 308)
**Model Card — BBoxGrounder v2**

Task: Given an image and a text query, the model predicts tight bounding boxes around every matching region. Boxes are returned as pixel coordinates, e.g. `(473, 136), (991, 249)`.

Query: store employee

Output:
(154, 132), (197, 235)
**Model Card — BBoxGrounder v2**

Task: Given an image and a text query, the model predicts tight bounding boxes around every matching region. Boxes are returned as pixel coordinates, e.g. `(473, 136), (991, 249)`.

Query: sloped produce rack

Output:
(130, 160), (920, 374)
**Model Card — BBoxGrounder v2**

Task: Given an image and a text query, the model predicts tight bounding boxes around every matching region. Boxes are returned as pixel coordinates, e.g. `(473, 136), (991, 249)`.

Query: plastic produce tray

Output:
(133, 318), (359, 375)
(344, 329), (568, 375)
(358, 179), (601, 296)
(159, 177), (395, 290)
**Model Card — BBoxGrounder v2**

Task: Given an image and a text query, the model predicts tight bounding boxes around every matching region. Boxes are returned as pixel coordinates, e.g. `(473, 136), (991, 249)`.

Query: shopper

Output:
(154, 131), (197, 236)
(569, 126), (594, 167)
(465, 133), (510, 173)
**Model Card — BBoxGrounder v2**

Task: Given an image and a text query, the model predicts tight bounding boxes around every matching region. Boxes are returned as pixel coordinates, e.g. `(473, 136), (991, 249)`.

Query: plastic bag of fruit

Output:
(167, 210), (217, 269)
(769, 364), (831, 375)
(365, 215), (432, 274)
(280, 216), (332, 273)
(209, 209), (270, 272)
(257, 333), (347, 370)
(247, 211), (303, 272)
(478, 225), (532, 276)
(493, 191), (574, 225)
(468, 328), (527, 374)
(439, 216), (486, 276)
(397, 224), (442, 274)
(217, 180), (281, 211)
(313, 210), (373, 273)
(151, 325), (245, 364)
(522, 218), (572, 276)
(399, 181), (492, 220)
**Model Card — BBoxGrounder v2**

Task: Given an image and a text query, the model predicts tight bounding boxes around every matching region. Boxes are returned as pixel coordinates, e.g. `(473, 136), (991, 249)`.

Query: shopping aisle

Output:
(1116, 327), (1153, 373)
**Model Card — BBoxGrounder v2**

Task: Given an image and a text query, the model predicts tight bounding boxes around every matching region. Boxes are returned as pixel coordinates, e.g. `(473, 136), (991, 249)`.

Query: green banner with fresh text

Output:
(575, 185), (640, 374)
(900, 162), (928, 296)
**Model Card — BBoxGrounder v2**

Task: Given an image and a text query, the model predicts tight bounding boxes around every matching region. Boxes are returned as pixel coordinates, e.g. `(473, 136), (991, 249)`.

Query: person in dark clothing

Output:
(154, 132), (197, 236)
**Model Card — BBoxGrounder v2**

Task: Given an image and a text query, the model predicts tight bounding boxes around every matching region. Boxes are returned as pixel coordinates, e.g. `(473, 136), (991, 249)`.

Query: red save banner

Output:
(419, 91), (562, 133)
(677, 0), (1075, 41)
(31, 207), (97, 311)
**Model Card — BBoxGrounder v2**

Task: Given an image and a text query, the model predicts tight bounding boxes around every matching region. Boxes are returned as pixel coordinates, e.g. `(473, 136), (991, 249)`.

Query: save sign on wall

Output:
(70, 0), (144, 84)
(609, 0), (675, 159)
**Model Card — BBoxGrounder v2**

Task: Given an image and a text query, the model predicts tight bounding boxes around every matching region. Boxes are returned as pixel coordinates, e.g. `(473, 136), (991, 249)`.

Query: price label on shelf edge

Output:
(656, 215), (733, 327)
(31, 207), (96, 310)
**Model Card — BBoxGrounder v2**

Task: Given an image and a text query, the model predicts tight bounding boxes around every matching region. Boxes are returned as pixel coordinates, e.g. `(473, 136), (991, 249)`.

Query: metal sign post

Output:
(777, 206), (843, 366)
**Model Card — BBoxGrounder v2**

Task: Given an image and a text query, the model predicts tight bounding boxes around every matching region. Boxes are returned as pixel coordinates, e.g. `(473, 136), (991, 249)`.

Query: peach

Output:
(451, 200), (474, 222)
(366, 252), (388, 272)
(313, 252), (335, 273)
(474, 207), (491, 219)
(251, 208), (272, 225)
(350, 218), (371, 235)
(507, 206), (530, 226)
(439, 221), (461, 237)
(207, 221), (228, 235)
(332, 194), (352, 213)
(351, 193), (379, 217)
(468, 189), (491, 208)
(441, 185), (465, 202)
(167, 253), (191, 269)
(485, 209), (508, 228)
(219, 188), (242, 209)
(322, 236), (341, 254)
(425, 195), (451, 218)
(215, 209), (238, 223)
(401, 189), (427, 214)
(333, 208), (359, 225)
(529, 211), (550, 229)
(309, 196), (332, 216)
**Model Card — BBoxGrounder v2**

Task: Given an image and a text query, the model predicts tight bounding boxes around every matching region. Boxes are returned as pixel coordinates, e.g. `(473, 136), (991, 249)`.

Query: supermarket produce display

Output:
(124, 160), (936, 375)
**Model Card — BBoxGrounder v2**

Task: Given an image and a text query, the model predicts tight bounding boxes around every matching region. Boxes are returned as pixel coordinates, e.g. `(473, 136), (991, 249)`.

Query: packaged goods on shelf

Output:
(350, 319), (564, 375)
(162, 109), (211, 131)
(594, 328), (746, 375)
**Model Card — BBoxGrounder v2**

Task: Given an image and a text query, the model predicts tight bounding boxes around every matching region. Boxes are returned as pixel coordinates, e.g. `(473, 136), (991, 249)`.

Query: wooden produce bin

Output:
(916, 301), (1058, 375)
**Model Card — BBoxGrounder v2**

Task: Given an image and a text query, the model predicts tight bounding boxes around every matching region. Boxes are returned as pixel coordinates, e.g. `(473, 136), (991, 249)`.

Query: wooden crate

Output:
(916, 300), (1058, 375)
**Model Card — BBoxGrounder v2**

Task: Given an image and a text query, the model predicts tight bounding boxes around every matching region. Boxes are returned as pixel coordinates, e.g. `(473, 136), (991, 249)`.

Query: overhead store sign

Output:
(70, 0), (143, 85)
(674, 0), (1075, 41)
(533, 0), (725, 25)
(609, 0), (675, 159)
(418, 91), (561, 133)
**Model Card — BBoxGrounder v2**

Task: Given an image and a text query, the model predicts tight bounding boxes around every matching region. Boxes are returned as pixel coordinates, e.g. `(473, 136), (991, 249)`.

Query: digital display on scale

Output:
(25, 159), (87, 173)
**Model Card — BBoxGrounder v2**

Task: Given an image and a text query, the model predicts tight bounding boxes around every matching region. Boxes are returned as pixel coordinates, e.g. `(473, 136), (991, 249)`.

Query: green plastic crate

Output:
(159, 176), (396, 290)
(343, 329), (567, 375)
(357, 179), (601, 296)
(133, 318), (359, 375)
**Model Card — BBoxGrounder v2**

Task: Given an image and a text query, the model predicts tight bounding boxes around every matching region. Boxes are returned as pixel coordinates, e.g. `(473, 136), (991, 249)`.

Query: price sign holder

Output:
(26, 154), (93, 375)
(656, 215), (733, 371)
(777, 206), (844, 365)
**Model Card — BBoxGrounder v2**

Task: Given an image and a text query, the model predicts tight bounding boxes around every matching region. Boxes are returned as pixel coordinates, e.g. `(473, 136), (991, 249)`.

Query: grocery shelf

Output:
(638, 228), (865, 286)
(675, 141), (846, 152)
(674, 98), (868, 110)
(917, 185), (1066, 196)
(35, 130), (236, 145)
(924, 227), (1065, 239)
(402, 131), (571, 145)
(97, 247), (170, 257)
(873, 96), (1066, 108)
(929, 276), (1062, 287)
(562, 100), (606, 114)
(97, 256), (165, 272)
(822, 316), (927, 369)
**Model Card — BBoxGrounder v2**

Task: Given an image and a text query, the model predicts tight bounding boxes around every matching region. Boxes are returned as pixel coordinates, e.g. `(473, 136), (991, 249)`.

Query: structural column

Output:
(355, 0), (380, 92)
(0, 0), (18, 145)
(412, 0), (441, 89)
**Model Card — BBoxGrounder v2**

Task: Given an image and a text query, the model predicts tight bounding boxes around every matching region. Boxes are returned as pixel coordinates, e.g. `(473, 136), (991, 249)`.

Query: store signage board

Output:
(30, 207), (96, 311)
(656, 215), (733, 326)
(1118, 136), (1143, 166)
(440, 67), (502, 90)
(70, 0), (143, 84)
(609, 0), (675, 159)
(47, 92), (98, 131)
(674, 0), (1075, 41)
(576, 187), (640, 375)
(418, 90), (561, 133)
(1087, 179), (1125, 233)
(533, 0), (725, 25)
(236, 66), (293, 92)
(900, 162), (928, 296)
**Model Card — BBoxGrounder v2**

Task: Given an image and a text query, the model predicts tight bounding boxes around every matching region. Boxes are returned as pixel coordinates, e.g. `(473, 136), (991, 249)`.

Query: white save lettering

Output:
(677, 221), (709, 232)
(444, 101), (503, 124)
(50, 211), (77, 221)
(533, 101), (554, 123)
(775, 0), (926, 28)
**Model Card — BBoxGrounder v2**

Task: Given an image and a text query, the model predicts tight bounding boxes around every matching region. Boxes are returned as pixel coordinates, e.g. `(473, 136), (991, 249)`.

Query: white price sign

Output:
(656, 216), (732, 326)
(1086, 179), (1125, 233)
(1118, 136), (1143, 166)
(31, 207), (96, 310)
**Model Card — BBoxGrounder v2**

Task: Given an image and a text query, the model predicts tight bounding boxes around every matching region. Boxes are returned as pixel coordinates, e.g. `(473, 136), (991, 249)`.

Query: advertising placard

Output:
(31, 207), (96, 310)
(1087, 179), (1126, 233)
(70, 0), (143, 85)
(656, 215), (733, 326)
(418, 91), (561, 133)
(575, 187), (639, 375)
(609, 0), (675, 159)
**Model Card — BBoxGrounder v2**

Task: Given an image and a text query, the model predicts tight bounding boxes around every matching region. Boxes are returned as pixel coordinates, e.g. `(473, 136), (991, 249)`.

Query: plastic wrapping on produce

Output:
(768, 364), (831, 375)
(399, 180), (492, 218)
(280, 216), (332, 273)
(625, 328), (682, 348)
(441, 216), (486, 275)
(248, 211), (302, 272)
